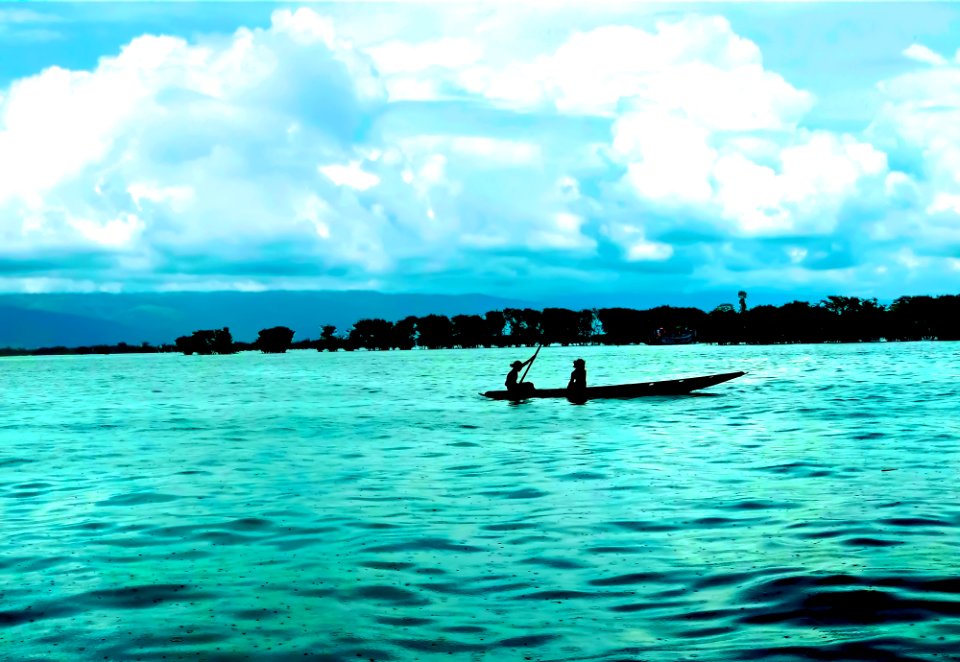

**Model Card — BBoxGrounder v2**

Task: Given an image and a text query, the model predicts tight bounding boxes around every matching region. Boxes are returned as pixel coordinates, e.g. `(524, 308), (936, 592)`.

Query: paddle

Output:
(519, 344), (542, 384)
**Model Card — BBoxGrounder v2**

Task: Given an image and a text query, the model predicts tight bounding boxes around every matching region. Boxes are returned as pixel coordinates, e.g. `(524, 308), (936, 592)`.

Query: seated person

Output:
(567, 358), (587, 392)
(505, 355), (536, 396)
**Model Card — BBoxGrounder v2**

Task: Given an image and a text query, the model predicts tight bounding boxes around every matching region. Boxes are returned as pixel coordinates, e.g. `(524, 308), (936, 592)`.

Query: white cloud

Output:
(614, 111), (716, 205)
(559, 15), (890, 247)
(602, 223), (673, 262)
(270, 8), (335, 47)
(69, 213), (143, 248)
(869, 49), (960, 254)
(531, 211), (595, 250)
(0, 8), (388, 272)
(319, 162), (381, 191)
(903, 43), (947, 66)
(127, 183), (194, 210)
(377, 15), (812, 129)
(927, 193), (960, 215)
(627, 239), (674, 262)
(613, 117), (887, 237)
(367, 38), (483, 74)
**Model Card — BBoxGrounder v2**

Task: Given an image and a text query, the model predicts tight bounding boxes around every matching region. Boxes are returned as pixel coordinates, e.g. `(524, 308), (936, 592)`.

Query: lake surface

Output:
(2, 343), (959, 661)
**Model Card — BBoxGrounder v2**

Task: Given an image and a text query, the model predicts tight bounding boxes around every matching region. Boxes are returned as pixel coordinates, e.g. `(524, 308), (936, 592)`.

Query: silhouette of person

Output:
(568, 358), (587, 392)
(505, 355), (536, 396)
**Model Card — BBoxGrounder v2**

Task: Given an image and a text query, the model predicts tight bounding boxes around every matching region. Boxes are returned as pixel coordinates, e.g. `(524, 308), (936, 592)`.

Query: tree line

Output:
(308, 295), (960, 351)
(1, 293), (957, 358)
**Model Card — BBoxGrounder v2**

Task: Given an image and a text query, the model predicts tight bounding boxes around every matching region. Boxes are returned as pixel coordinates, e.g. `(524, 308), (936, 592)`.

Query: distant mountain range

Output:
(0, 291), (528, 349)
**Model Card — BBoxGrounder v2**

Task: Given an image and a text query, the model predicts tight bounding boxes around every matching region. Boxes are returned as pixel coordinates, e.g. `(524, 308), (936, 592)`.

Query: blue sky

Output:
(2, 2), (960, 305)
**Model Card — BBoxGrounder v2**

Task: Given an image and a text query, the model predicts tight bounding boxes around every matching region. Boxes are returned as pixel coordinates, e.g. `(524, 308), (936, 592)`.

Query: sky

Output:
(2, 2), (960, 306)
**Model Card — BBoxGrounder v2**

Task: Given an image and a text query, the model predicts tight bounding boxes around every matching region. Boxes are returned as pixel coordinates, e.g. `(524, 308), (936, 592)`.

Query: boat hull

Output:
(650, 333), (696, 345)
(480, 371), (745, 401)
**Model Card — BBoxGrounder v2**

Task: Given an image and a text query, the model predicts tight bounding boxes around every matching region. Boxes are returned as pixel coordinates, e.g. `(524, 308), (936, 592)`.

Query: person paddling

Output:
(568, 358), (587, 392)
(505, 353), (537, 396)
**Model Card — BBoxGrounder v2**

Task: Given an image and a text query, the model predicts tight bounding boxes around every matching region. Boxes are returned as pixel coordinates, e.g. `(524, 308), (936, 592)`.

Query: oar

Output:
(519, 344), (542, 384)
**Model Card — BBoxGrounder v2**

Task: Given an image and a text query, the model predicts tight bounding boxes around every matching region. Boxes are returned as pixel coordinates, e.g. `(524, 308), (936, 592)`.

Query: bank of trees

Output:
(312, 295), (960, 351)
(0, 341), (173, 357)
(174, 326), (298, 354)
(2, 294), (958, 358)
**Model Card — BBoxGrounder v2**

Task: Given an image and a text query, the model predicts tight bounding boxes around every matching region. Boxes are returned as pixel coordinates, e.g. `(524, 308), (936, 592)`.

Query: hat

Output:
(573, 358), (585, 365)
(511, 360), (524, 368)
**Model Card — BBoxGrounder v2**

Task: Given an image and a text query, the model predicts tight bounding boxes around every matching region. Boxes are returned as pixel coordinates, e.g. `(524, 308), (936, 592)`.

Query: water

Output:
(2, 343), (959, 661)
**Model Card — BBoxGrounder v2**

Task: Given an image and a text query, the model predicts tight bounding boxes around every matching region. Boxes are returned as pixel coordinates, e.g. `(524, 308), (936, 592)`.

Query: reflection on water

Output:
(1, 342), (959, 660)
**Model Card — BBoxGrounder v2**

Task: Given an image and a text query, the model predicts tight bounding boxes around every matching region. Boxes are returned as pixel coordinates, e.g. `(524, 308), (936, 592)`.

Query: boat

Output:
(480, 371), (745, 401)
(647, 328), (697, 345)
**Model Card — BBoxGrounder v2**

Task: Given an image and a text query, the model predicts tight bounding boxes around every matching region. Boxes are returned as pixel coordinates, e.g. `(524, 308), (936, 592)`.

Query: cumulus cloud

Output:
(0, 7), (957, 296)
(586, 17), (891, 257)
(867, 44), (960, 262)
(1, 9), (388, 276)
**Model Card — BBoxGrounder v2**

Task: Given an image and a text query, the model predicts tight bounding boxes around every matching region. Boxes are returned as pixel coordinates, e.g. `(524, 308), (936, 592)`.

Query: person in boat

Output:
(567, 358), (587, 392)
(505, 355), (536, 396)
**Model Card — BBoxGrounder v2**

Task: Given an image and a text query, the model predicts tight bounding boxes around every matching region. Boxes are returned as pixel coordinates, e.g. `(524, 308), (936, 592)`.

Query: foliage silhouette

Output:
(318, 325), (340, 352)
(393, 316), (418, 350)
(256, 326), (295, 353)
(3, 293), (960, 357)
(175, 327), (236, 355)
(348, 318), (394, 351)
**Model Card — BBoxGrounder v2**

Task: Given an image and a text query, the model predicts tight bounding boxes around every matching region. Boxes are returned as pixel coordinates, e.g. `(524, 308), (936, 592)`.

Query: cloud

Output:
(319, 162), (381, 191)
(368, 15), (813, 125)
(368, 38), (483, 75)
(0, 7), (957, 297)
(868, 46), (960, 258)
(0, 8), (62, 42)
(903, 43), (947, 66)
(0, 9), (387, 273)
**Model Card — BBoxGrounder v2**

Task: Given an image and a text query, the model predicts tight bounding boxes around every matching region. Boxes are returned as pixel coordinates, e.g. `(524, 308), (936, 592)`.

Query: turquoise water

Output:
(2, 343), (959, 661)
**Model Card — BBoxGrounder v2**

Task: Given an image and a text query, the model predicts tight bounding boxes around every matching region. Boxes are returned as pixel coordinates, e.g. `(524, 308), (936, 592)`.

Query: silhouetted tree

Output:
(742, 305), (787, 344)
(541, 307), (580, 345)
(392, 316), (418, 350)
(778, 301), (833, 343)
(349, 318), (394, 350)
(817, 296), (886, 342)
(416, 314), (454, 349)
(503, 308), (542, 346)
(934, 295), (960, 340)
(175, 327), (235, 355)
(885, 295), (960, 340)
(576, 309), (598, 344)
(596, 308), (646, 345)
(707, 304), (739, 344)
(738, 290), (748, 314)
(451, 314), (488, 348)
(318, 325), (339, 352)
(256, 326), (295, 353)
(484, 311), (506, 347)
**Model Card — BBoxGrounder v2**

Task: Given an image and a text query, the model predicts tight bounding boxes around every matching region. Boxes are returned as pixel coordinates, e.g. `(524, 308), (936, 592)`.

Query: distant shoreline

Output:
(2, 293), (957, 357)
(1, 338), (953, 360)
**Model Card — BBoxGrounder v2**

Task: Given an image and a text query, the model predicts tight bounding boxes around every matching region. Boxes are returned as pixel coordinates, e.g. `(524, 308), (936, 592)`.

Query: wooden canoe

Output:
(480, 371), (745, 401)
